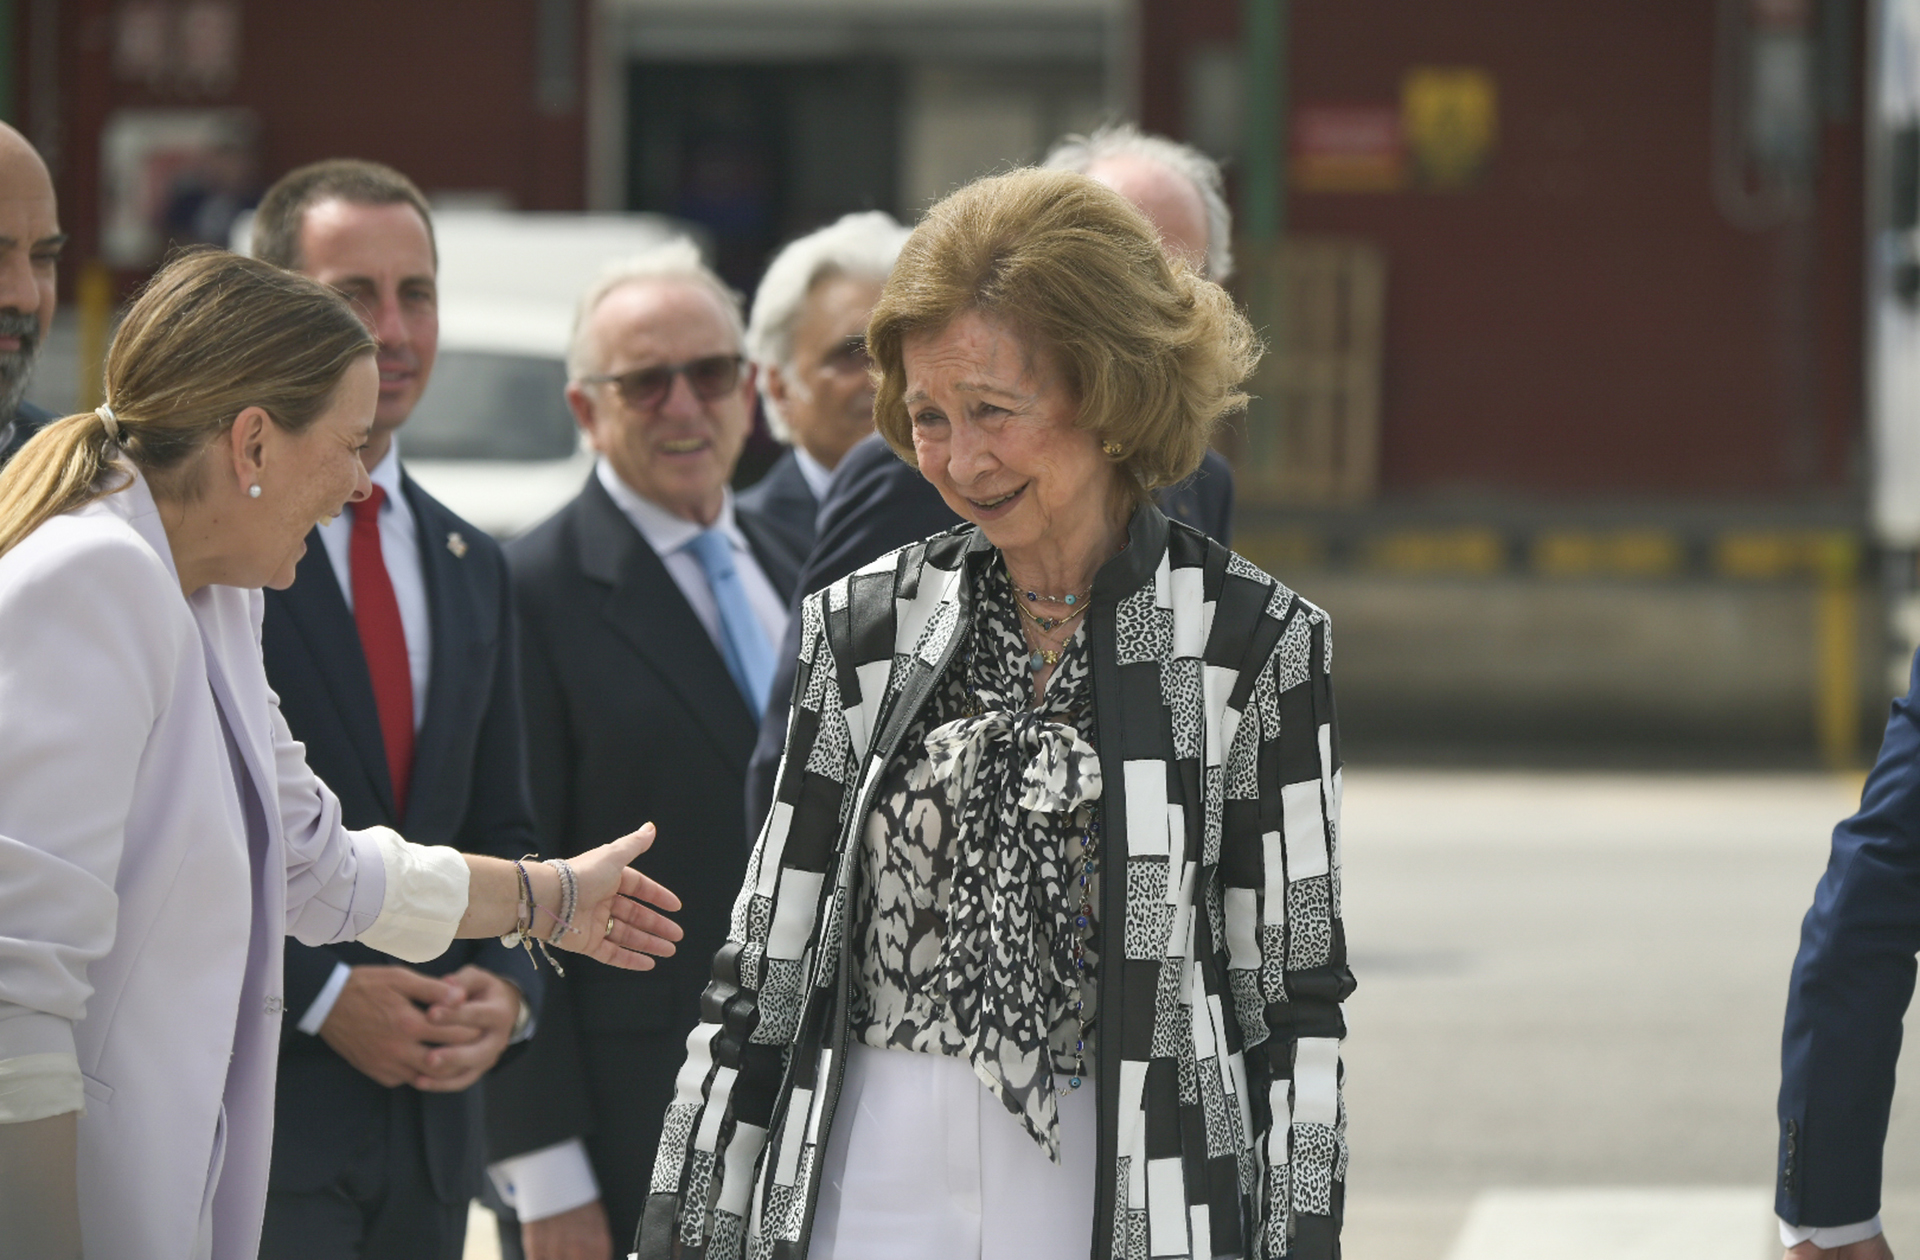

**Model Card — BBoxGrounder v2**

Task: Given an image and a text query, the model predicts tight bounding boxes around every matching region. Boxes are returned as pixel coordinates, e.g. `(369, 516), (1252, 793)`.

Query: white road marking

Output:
(1443, 1187), (1773, 1260)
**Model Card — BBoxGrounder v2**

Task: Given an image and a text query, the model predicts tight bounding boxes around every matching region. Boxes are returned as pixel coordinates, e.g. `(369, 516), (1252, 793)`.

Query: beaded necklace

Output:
(962, 584), (1100, 1096)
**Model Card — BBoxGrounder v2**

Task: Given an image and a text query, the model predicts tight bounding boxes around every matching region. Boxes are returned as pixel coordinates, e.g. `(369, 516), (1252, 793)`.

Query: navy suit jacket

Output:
(1778, 644), (1920, 1227)
(0, 398), (55, 467)
(261, 472), (543, 1204)
(735, 447), (818, 579)
(742, 435), (1236, 839)
(485, 474), (799, 1247)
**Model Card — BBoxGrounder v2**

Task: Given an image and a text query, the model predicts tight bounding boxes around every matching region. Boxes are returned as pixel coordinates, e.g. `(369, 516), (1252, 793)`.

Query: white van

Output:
(239, 208), (698, 537)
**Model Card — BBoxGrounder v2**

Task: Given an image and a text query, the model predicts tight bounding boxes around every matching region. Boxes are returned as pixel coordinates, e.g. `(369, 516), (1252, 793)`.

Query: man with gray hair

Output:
(739, 211), (909, 574)
(1044, 120), (1234, 283)
(1044, 121), (1237, 543)
(0, 123), (64, 467)
(487, 239), (799, 1260)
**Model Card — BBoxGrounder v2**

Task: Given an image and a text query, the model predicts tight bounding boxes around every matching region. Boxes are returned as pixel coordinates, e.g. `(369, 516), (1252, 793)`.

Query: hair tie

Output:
(95, 403), (122, 444)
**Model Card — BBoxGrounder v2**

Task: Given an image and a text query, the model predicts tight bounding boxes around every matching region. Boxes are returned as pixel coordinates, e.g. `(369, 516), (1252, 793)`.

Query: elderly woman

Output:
(642, 169), (1352, 1260)
(0, 250), (682, 1260)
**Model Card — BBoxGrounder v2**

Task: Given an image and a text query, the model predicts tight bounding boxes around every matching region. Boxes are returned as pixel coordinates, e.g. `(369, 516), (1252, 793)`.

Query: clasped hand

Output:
(321, 964), (521, 1091)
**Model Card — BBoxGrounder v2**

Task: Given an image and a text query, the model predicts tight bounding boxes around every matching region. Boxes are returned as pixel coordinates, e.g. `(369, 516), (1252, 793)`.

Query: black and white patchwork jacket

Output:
(638, 506), (1352, 1260)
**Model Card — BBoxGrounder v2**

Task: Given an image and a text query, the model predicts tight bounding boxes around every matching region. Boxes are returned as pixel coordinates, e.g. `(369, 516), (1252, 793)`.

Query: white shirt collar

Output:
(792, 445), (835, 502)
(366, 438), (405, 507)
(595, 458), (751, 558)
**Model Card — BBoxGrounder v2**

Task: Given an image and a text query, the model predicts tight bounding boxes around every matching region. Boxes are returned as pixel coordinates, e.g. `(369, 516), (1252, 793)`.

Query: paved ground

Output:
(467, 769), (1917, 1259)
(1338, 770), (1920, 1259)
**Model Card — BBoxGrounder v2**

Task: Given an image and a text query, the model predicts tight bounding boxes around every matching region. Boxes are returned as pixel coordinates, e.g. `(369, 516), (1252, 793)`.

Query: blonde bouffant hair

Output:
(868, 167), (1259, 500)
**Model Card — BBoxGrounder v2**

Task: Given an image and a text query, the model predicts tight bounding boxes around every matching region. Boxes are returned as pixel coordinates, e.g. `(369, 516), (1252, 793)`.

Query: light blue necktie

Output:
(685, 529), (775, 719)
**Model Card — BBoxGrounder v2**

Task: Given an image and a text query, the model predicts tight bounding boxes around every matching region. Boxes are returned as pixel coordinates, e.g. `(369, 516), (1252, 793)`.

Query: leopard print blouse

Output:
(848, 559), (1103, 1162)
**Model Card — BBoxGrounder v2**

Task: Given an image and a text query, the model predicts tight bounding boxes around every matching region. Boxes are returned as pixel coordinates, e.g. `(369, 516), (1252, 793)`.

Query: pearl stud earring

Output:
(248, 484), (262, 499)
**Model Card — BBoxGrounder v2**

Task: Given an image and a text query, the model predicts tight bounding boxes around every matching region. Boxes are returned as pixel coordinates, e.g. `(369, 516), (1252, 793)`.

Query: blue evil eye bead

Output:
(1026, 591), (1037, 601)
(1075, 914), (1088, 928)
(1064, 594), (1076, 605)
(1069, 1076), (1083, 1089)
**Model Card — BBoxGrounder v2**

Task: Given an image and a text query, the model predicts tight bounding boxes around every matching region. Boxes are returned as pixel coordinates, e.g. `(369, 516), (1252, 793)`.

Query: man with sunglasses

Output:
(486, 239), (798, 1260)
(738, 211), (909, 576)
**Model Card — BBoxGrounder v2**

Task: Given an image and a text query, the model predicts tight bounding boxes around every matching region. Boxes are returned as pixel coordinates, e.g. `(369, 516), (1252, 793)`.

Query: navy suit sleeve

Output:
(1204, 448), (1235, 548)
(284, 939), (348, 1028)
(1778, 646), (1920, 1226)
(455, 550), (546, 1031)
(746, 616), (807, 842)
(744, 439), (959, 840)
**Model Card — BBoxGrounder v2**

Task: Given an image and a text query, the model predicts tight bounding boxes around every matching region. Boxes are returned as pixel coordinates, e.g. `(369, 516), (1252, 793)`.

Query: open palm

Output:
(552, 822), (684, 969)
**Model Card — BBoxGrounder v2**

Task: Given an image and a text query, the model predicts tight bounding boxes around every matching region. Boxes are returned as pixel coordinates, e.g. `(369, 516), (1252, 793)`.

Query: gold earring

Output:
(1102, 442), (1123, 457)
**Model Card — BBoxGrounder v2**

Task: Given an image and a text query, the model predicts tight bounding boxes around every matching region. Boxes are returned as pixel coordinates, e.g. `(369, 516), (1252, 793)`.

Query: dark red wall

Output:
(26, 0), (586, 288)
(1143, 0), (1865, 501)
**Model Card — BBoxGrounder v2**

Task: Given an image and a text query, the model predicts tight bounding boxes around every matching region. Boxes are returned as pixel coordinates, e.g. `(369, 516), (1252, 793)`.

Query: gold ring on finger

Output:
(605, 915), (616, 939)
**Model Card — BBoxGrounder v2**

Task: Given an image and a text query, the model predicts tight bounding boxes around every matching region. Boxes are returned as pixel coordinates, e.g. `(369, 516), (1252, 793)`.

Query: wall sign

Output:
(1403, 67), (1499, 189)
(1292, 105), (1407, 193)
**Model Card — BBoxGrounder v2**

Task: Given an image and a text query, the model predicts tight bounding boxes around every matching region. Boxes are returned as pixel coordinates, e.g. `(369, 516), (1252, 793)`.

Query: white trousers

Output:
(810, 1044), (1097, 1260)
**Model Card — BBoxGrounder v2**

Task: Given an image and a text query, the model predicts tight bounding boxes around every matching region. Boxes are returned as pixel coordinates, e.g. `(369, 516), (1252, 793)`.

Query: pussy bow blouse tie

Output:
(923, 707), (1103, 1155)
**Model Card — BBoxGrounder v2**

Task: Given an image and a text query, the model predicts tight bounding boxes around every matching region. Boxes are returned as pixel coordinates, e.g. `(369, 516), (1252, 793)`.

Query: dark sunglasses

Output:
(579, 354), (746, 409)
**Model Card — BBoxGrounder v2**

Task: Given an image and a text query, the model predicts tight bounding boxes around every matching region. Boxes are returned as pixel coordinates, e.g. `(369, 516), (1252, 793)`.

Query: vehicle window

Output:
(403, 351), (578, 461)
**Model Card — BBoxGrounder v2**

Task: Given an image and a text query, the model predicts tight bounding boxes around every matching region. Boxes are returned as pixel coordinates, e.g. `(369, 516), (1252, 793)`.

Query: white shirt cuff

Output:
(0, 1052), (83, 1123)
(1780, 1214), (1883, 1248)
(356, 829), (469, 963)
(297, 962), (354, 1035)
(488, 1138), (600, 1222)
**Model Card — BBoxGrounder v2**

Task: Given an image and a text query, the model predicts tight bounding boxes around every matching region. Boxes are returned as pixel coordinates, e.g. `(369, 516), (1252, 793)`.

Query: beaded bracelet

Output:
(499, 856), (566, 975)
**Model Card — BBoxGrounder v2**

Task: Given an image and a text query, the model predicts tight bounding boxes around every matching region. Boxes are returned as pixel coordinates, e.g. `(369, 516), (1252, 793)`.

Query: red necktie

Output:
(350, 486), (414, 817)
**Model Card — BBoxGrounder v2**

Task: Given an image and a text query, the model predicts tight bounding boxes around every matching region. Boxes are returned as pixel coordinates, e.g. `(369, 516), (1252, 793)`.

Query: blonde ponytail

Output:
(0, 248), (374, 563)
(0, 410), (129, 557)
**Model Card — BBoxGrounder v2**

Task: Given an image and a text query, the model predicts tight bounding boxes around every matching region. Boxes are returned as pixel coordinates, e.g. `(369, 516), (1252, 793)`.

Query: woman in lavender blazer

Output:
(0, 251), (684, 1259)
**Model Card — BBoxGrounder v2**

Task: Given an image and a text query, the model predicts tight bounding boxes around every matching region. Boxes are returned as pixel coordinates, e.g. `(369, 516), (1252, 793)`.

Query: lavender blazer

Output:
(0, 469), (465, 1258)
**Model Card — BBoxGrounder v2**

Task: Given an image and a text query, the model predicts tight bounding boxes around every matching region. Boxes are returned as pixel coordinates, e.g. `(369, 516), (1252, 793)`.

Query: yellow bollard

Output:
(1813, 534), (1861, 771)
(76, 261), (111, 411)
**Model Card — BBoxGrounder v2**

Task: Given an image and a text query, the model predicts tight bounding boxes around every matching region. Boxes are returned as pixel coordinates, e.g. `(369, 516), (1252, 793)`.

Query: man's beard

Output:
(0, 309), (42, 418)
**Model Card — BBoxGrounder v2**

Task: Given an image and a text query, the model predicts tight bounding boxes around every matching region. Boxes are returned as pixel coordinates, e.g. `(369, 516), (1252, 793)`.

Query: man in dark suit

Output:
(252, 160), (543, 1260)
(1774, 654), (1920, 1260)
(488, 241), (798, 1260)
(0, 123), (65, 468)
(737, 211), (909, 575)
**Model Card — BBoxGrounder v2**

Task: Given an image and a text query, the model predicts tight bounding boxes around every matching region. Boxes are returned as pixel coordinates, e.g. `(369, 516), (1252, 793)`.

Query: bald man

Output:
(0, 124), (63, 467)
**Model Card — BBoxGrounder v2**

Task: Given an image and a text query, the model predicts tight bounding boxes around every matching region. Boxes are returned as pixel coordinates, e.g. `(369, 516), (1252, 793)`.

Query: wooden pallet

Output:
(1228, 237), (1386, 505)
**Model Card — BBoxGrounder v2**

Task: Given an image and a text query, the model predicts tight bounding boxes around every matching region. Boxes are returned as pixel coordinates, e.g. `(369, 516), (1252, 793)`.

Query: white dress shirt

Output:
(300, 443), (438, 1037)
(793, 444), (834, 503)
(1779, 1214), (1883, 1249)
(315, 441), (431, 729)
(486, 459), (788, 1224)
(593, 457), (788, 654)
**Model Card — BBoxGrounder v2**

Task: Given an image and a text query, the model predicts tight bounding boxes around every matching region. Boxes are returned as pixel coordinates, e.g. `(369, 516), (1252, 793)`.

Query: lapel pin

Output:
(446, 531), (468, 559)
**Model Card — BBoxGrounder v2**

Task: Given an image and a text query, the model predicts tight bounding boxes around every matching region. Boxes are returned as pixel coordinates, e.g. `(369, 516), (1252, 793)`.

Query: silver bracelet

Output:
(545, 857), (579, 946)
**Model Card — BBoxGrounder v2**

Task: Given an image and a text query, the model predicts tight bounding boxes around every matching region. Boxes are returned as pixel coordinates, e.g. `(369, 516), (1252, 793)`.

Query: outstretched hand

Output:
(552, 823), (683, 969)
